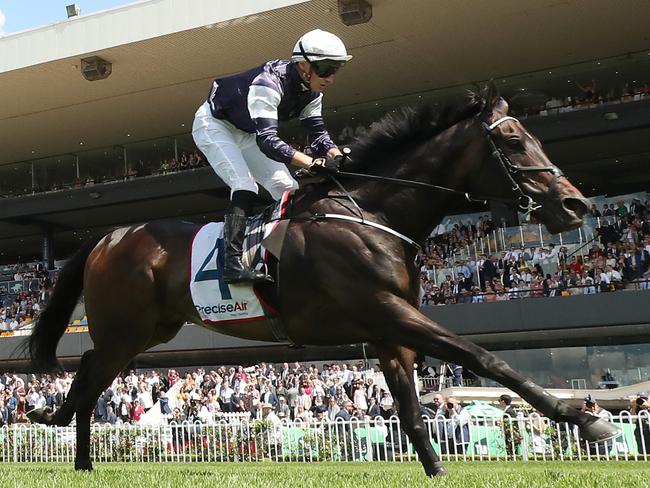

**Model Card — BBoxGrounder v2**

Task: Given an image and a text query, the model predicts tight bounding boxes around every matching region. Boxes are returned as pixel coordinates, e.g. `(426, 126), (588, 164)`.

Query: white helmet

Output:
(292, 29), (353, 63)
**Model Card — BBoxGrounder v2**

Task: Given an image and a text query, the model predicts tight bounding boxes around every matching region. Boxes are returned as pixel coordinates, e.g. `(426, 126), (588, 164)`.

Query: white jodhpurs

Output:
(192, 102), (298, 201)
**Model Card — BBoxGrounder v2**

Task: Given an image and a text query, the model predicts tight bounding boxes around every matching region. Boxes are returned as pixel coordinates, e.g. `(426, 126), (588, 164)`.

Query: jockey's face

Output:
(297, 61), (337, 93)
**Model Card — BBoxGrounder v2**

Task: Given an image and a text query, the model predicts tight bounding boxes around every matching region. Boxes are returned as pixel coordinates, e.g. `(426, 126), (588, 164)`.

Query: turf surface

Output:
(1, 461), (649, 488)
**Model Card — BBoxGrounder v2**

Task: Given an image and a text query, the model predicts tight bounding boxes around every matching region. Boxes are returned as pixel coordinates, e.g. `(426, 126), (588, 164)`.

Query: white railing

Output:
(1, 412), (649, 463)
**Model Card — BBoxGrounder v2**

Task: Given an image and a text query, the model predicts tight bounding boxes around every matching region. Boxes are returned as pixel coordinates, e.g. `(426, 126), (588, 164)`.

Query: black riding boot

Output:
(222, 212), (273, 284)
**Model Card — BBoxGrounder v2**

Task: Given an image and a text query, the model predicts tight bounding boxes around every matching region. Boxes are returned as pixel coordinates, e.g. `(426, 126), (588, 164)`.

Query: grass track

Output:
(1, 461), (650, 488)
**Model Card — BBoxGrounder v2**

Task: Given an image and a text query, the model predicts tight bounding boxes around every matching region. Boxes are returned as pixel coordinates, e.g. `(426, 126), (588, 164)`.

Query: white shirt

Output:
(353, 388), (368, 411)
(220, 387), (234, 402)
(27, 391), (40, 407)
(35, 395), (47, 409)
(137, 390), (153, 410)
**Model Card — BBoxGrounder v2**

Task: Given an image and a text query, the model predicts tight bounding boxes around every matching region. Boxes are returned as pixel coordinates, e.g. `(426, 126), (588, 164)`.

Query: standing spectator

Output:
(118, 388), (131, 422)
(326, 397), (341, 421)
(441, 397), (471, 455)
(352, 382), (368, 416)
(499, 394), (520, 456)
(261, 403), (283, 455)
(137, 383), (154, 412)
(615, 200), (629, 218)
(379, 391), (395, 418)
(276, 396), (291, 420)
(130, 399), (144, 422)
(367, 397), (382, 418)
(582, 395), (613, 455)
(219, 381), (235, 412)
(334, 400), (354, 421)
(632, 393), (650, 455)
(0, 399), (9, 426)
(499, 394), (518, 418)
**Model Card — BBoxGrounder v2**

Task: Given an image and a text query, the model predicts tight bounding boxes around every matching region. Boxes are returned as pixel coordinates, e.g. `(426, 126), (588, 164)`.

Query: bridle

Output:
(324, 113), (566, 215)
(481, 115), (564, 214)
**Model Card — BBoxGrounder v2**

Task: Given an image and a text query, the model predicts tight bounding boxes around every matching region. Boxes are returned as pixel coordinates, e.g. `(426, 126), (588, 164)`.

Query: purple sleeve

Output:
(301, 117), (337, 157)
(254, 118), (297, 163)
(247, 76), (296, 163)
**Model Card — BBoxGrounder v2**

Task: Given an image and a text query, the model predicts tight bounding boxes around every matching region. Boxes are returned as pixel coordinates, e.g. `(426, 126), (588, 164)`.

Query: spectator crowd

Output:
(418, 196), (650, 306)
(0, 263), (55, 332)
(0, 361), (396, 427)
(512, 78), (650, 119)
(2, 359), (649, 455)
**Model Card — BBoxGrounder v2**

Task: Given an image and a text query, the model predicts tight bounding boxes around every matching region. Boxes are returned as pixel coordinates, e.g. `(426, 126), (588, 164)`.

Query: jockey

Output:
(192, 29), (352, 284)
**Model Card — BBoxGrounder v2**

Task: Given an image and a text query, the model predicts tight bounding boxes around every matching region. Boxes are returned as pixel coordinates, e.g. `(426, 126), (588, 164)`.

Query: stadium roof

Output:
(1, 0), (649, 165)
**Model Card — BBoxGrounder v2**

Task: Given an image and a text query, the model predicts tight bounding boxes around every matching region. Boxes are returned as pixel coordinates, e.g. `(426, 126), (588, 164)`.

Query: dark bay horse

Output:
(26, 86), (619, 475)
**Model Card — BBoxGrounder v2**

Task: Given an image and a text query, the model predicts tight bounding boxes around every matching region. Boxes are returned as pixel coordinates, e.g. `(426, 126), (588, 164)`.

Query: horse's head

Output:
(475, 83), (590, 234)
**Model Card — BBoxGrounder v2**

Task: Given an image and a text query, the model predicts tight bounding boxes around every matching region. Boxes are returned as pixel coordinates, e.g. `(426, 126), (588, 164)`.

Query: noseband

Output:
(482, 115), (564, 213)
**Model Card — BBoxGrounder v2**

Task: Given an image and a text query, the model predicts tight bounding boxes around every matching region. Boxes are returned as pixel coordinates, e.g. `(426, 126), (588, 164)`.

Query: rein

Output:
(333, 115), (564, 214)
(306, 115), (566, 250)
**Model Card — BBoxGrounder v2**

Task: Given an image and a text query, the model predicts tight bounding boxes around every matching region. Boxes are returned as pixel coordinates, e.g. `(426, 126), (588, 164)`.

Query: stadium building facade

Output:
(1, 0), (649, 388)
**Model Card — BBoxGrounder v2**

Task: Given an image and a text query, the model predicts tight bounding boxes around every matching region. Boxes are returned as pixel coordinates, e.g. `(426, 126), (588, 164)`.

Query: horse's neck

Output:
(355, 120), (483, 245)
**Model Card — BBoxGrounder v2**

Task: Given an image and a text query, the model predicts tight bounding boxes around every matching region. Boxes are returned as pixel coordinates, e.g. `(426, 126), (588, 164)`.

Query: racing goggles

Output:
(310, 60), (344, 78)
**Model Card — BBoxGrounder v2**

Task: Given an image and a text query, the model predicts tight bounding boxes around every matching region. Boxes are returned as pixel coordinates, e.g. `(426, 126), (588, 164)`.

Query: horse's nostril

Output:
(563, 197), (590, 218)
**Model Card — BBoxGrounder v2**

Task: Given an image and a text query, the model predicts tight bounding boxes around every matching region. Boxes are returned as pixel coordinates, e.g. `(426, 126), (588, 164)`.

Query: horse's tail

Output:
(25, 234), (104, 372)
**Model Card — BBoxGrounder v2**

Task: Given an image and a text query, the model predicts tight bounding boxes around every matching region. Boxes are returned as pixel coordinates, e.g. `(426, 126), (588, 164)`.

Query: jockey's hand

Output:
(309, 157), (341, 176)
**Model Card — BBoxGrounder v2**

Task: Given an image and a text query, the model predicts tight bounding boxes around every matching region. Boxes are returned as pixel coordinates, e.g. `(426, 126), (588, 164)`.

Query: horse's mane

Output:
(345, 91), (484, 171)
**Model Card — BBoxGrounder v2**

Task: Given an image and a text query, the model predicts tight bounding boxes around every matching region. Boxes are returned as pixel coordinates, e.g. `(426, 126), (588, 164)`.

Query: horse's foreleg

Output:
(376, 345), (446, 477)
(372, 293), (620, 442)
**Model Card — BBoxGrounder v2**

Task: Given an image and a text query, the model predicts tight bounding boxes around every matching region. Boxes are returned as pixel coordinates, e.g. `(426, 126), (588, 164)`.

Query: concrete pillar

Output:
(42, 226), (55, 270)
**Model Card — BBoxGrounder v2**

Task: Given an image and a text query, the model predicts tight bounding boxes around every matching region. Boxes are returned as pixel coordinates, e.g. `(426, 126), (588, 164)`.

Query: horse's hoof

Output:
(27, 407), (53, 425)
(579, 416), (621, 443)
(74, 459), (94, 472)
(426, 462), (448, 477)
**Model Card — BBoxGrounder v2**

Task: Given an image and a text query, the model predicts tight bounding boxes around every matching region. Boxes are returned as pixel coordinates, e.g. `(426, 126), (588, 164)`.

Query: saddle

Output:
(243, 190), (295, 278)
(189, 191), (296, 343)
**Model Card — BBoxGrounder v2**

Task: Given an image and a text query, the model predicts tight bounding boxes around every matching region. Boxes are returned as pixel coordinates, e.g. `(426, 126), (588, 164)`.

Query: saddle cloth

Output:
(189, 191), (293, 325)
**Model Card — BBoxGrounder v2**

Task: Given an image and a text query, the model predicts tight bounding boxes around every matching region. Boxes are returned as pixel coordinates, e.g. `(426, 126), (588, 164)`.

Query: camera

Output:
(446, 402), (454, 410)
(585, 400), (596, 408)
(636, 397), (647, 407)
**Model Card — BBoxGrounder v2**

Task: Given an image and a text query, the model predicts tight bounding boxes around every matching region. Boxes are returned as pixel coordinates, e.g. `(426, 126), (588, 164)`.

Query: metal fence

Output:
(1, 412), (649, 464)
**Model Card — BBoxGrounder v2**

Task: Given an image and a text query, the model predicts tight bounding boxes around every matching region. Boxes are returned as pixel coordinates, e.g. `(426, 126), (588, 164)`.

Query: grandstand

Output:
(0, 0), (649, 396)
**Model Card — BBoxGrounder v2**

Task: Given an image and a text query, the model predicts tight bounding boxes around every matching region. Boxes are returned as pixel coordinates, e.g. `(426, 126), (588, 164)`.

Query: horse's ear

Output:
(484, 80), (500, 110)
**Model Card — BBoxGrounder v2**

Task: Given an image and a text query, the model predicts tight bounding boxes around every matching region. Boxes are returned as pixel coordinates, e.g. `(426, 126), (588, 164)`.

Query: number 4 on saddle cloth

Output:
(189, 191), (294, 338)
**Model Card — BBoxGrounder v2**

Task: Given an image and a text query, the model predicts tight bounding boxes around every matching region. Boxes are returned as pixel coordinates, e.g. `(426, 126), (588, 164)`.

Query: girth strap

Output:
(313, 213), (421, 250)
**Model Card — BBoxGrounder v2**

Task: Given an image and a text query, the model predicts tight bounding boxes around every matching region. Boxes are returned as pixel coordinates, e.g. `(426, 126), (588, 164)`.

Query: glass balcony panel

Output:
(78, 146), (125, 185)
(125, 137), (176, 177)
(33, 155), (77, 193)
(175, 133), (207, 170)
(0, 162), (33, 198)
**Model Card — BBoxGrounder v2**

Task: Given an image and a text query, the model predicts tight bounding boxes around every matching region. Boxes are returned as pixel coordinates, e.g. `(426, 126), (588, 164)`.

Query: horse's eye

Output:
(505, 137), (523, 149)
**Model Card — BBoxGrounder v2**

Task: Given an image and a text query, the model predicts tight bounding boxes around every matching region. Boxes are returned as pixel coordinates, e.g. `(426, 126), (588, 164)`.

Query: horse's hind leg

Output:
(376, 345), (446, 477)
(27, 346), (130, 471)
(372, 293), (620, 442)
(70, 346), (143, 471)
(27, 350), (95, 427)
